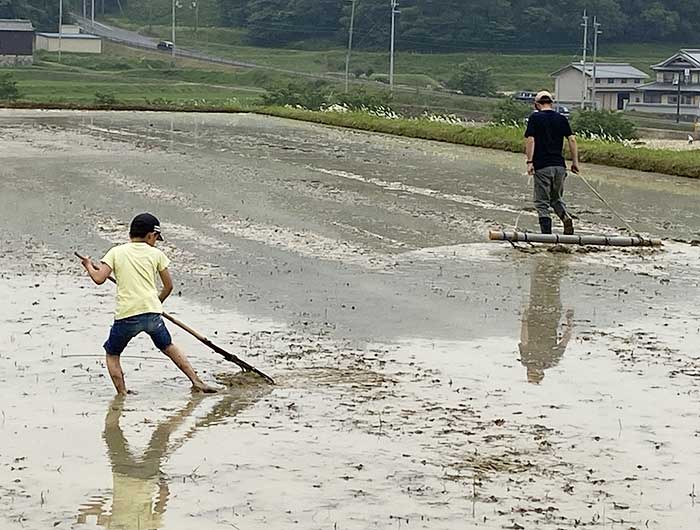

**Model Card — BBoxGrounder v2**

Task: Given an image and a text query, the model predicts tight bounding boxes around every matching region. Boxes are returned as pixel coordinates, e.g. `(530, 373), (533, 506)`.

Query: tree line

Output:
(1, 0), (60, 30)
(4, 0), (699, 49)
(221, 0), (699, 50)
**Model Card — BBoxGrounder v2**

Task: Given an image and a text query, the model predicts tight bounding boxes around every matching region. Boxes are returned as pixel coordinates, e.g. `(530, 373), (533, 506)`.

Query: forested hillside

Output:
(174, 0), (700, 50)
(5, 0), (699, 50)
(0, 0), (59, 30)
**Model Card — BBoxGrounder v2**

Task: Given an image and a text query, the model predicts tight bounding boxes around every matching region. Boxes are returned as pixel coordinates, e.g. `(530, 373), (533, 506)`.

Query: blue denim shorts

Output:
(104, 313), (173, 355)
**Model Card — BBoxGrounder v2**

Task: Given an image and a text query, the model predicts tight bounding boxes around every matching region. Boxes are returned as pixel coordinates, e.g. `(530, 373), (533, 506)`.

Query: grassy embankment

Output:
(4, 42), (275, 108)
(4, 39), (497, 117)
(256, 106), (700, 179)
(106, 19), (696, 91)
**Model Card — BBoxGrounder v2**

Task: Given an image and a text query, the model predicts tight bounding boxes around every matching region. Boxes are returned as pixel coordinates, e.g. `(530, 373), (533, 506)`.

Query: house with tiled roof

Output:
(627, 49), (700, 118)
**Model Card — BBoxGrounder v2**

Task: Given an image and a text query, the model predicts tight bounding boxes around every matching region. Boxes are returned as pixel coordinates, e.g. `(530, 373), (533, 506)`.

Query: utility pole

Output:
(580, 10), (589, 109)
(172, 0), (177, 65)
(82, 0), (86, 19)
(591, 17), (601, 110)
(676, 68), (688, 123)
(91, 0), (94, 28)
(58, 0), (62, 62)
(344, 0), (357, 93)
(389, 0), (399, 91)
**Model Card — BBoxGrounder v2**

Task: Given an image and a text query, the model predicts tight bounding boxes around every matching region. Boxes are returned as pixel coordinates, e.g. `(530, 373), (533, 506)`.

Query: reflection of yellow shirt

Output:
(101, 243), (170, 320)
(110, 473), (163, 530)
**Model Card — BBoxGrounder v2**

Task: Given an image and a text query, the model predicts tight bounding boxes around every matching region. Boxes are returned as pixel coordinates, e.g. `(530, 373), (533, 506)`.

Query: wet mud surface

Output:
(1, 110), (699, 529)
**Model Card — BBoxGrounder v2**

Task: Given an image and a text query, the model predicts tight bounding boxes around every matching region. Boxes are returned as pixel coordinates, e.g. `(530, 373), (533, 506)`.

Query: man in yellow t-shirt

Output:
(80, 213), (217, 395)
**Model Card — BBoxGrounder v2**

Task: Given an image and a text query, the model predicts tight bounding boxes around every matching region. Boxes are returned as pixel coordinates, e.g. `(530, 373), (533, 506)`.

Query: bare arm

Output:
(567, 136), (580, 173)
(80, 257), (112, 285)
(158, 268), (174, 302)
(525, 136), (535, 175)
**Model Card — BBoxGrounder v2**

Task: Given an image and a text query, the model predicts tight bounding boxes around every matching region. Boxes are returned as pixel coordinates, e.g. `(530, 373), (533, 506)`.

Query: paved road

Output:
(75, 16), (363, 81)
(73, 16), (482, 113)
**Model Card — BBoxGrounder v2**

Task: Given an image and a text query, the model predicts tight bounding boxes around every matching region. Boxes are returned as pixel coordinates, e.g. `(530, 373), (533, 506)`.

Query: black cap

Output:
(130, 213), (164, 240)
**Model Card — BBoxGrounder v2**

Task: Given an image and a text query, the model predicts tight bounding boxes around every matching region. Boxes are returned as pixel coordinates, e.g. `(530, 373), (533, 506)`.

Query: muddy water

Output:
(1, 110), (699, 529)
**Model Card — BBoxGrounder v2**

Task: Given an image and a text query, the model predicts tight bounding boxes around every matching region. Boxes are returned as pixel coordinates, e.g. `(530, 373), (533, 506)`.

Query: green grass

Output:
(4, 44), (278, 107)
(105, 19), (700, 93)
(2, 42), (497, 118)
(256, 106), (700, 179)
(625, 112), (695, 132)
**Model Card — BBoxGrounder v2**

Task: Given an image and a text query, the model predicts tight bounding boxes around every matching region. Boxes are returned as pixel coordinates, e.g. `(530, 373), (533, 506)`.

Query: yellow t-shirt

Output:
(101, 242), (171, 320)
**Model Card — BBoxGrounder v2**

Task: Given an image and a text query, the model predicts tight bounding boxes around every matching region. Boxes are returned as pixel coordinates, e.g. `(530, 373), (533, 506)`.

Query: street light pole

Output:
(580, 10), (588, 109)
(91, 0), (94, 27)
(171, 0), (176, 65)
(344, 0), (357, 93)
(676, 70), (685, 123)
(389, 0), (399, 91)
(591, 17), (601, 110)
(58, 0), (62, 62)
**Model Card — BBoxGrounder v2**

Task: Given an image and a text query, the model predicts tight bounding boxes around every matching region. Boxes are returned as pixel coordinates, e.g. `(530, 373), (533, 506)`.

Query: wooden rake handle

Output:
(75, 252), (275, 385)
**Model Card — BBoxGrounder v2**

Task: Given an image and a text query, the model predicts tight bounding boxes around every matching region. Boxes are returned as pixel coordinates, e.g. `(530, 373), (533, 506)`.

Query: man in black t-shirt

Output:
(524, 91), (580, 234)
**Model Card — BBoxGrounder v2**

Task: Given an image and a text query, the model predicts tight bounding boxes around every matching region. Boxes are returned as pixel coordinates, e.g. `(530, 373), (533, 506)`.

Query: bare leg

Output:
(162, 344), (217, 393)
(106, 354), (128, 396)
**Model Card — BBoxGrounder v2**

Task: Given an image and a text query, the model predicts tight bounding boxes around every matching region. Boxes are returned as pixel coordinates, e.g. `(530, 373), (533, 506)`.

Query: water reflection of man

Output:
(518, 257), (573, 384)
(78, 381), (264, 529)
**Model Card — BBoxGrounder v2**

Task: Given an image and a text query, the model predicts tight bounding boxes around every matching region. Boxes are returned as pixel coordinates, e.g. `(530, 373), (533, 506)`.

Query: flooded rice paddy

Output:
(1, 110), (699, 529)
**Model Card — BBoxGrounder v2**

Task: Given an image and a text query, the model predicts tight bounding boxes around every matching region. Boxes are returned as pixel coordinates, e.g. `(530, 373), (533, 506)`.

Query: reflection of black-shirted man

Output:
(518, 257), (574, 384)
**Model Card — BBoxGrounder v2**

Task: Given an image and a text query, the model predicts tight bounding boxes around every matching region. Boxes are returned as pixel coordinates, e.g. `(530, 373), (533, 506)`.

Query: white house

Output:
(35, 24), (102, 54)
(551, 63), (649, 110)
(627, 49), (700, 118)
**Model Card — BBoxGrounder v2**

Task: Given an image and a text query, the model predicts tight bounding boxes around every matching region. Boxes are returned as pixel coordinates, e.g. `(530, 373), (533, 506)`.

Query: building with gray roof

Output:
(551, 62), (649, 110)
(0, 19), (34, 66)
(627, 49), (700, 118)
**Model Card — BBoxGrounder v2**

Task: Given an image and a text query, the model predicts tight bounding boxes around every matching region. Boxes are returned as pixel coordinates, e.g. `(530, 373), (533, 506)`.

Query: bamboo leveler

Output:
(489, 230), (663, 247)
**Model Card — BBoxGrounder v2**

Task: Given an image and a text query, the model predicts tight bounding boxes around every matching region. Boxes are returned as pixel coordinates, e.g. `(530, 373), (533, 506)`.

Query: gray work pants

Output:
(533, 166), (569, 220)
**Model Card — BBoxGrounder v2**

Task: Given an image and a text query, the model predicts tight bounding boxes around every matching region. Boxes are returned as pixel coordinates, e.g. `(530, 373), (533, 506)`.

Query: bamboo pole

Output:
(489, 230), (663, 247)
(75, 252), (274, 384)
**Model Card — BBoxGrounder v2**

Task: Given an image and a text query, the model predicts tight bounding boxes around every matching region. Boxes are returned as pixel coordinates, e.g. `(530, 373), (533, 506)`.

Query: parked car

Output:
(554, 104), (571, 118)
(514, 90), (537, 103)
(157, 40), (174, 51)
(514, 90), (570, 117)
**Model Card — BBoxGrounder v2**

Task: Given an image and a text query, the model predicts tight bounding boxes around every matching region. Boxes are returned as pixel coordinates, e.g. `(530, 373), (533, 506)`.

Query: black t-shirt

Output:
(524, 110), (573, 170)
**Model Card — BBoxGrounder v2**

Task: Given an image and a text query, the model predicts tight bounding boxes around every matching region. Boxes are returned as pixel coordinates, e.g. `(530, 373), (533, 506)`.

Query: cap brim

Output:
(156, 233), (164, 241)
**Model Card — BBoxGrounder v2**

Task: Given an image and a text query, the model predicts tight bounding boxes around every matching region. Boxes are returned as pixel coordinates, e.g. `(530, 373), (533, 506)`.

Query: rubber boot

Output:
(562, 216), (574, 235)
(539, 217), (552, 234)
